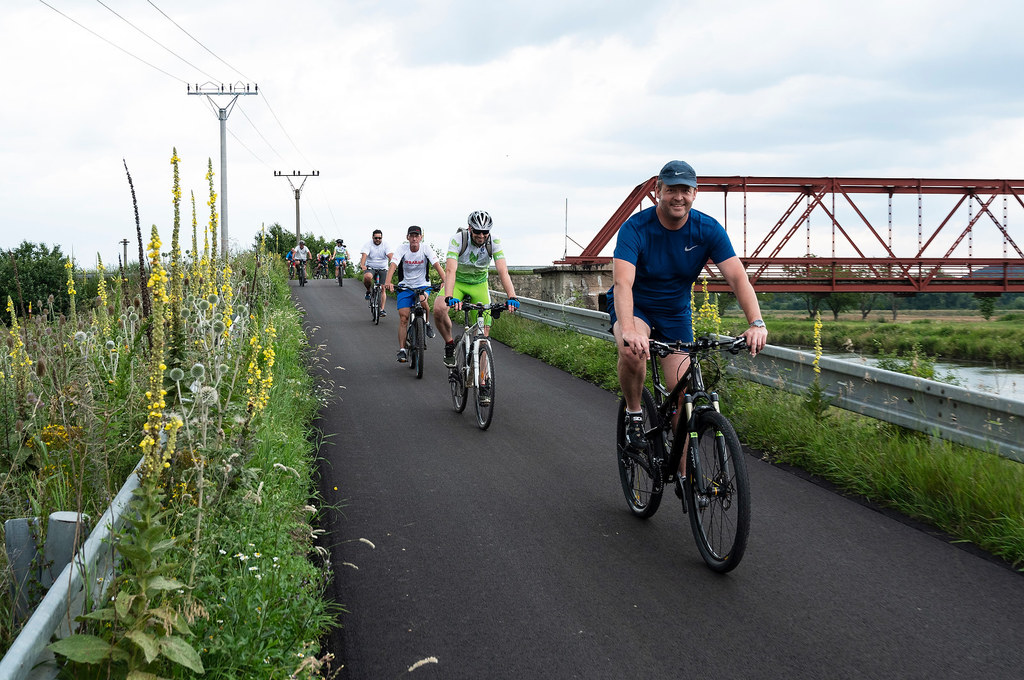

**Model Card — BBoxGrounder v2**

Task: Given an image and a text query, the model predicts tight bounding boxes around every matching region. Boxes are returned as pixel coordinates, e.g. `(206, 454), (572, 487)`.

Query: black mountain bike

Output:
(296, 260), (307, 287)
(367, 269), (386, 324)
(397, 283), (437, 379)
(616, 335), (751, 573)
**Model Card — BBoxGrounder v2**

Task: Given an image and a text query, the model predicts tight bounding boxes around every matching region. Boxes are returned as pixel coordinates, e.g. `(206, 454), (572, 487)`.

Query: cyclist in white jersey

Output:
(359, 229), (394, 317)
(384, 225), (446, 362)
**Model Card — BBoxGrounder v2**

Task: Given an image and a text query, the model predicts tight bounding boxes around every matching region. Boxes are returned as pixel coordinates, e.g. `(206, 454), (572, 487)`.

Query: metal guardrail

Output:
(500, 294), (1024, 463)
(0, 458), (142, 680)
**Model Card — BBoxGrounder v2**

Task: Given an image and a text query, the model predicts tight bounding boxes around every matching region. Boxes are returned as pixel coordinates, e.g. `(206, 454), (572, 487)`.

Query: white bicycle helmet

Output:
(467, 210), (493, 232)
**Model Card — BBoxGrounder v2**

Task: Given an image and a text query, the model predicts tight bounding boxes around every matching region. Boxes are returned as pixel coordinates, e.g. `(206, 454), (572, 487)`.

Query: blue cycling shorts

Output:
(606, 287), (693, 343)
(397, 288), (431, 310)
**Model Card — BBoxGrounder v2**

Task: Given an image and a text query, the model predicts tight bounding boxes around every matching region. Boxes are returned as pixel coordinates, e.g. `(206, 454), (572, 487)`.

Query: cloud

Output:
(3, 0), (1024, 268)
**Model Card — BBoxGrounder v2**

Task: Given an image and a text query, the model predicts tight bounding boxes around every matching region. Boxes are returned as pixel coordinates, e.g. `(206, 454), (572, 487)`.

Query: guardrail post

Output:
(4, 517), (42, 623)
(41, 512), (89, 590)
(5, 513), (90, 625)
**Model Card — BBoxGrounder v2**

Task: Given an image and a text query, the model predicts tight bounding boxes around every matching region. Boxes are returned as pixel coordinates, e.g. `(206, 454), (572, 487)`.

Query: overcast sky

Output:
(3, 0), (1023, 268)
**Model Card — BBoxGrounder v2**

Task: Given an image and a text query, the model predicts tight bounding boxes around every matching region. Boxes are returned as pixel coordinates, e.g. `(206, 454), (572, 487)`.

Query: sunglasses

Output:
(471, 229), (488, 235)
(372, 236), (382, 240)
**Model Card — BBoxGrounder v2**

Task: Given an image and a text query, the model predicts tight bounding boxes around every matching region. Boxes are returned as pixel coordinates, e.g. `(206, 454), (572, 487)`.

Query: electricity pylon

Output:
(274, 170), (319, 242)
(188, 82), (258, 259)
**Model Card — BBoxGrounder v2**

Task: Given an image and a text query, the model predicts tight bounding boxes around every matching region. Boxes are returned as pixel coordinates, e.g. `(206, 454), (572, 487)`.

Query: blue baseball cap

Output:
(658, 160), (698, 188)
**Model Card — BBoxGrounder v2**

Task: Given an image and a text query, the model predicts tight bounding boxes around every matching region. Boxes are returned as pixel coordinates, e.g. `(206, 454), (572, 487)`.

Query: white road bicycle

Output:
(447, 300), (507, 430)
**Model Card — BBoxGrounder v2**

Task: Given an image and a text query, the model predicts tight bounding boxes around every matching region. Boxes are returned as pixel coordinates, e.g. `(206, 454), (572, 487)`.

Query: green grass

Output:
(489, 314), (1024, 569)
(762, 314), (1024, 365)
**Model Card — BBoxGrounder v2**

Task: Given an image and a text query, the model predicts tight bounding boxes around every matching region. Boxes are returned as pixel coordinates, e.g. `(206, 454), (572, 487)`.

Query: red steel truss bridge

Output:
(556, 176), (1024, 294)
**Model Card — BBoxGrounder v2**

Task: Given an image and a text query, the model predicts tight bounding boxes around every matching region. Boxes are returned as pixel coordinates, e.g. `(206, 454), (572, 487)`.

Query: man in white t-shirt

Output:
(359, 229), (394, 316)
(385, 225), (446, 362)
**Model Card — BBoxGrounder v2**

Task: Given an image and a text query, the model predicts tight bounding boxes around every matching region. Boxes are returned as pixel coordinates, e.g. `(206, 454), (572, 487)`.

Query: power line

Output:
(94, 0), (219, 82)
(258, 91), (315, 169)
(237, 106), (286, 163)
(228, 127), (271, 170)
(146, 0), (253, 82)
(38, 0), (187, 84)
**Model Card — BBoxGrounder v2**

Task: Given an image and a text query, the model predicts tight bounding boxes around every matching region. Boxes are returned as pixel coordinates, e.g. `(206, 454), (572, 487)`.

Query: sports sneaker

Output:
(478, 385), (491, 405)
(396, 348), (408, 363)
(624, 412), (648, 451)
(365, 291), (371, 300)
(380, 310), (387, 317)
(443, 341), (456, 367)
(425, 322), (435, 339)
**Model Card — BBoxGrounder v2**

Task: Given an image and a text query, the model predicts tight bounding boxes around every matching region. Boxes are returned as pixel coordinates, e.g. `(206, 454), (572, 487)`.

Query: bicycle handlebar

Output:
(395, 283), (440, 293)
(623, 335), (748, 358)
(646, 335), (748, 358)
(457, 301), (508, 319)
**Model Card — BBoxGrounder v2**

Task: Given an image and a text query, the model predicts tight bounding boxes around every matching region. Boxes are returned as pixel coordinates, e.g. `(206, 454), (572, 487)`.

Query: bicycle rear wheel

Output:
(372, 288), (381, 324)
(616, 388), (664, 518)
(474, 341), (495, 430)
(683, 409), (750, 573)
(413, 317), (425, 379)
(449, 334), (468, 413)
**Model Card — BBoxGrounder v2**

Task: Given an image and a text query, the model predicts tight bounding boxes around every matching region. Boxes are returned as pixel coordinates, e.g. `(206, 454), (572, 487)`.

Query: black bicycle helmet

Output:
(467, 210), (493, 232)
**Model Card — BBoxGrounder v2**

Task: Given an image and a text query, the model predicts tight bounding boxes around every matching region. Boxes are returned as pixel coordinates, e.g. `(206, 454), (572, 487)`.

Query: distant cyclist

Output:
(316, 248), (330, 278)
(432, 210), (520, 367)
(294, 238), (309, 268)
(285, 247), (295, 278)
(333, 239), (349, 279)
(385, 225), (446, 362)
(359, 229), (394, 317)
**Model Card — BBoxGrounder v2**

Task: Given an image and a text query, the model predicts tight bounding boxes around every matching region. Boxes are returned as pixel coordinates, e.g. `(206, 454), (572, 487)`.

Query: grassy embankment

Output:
(765, 311), (1024, 366)
(1, 245), (338, 674)
(488, 312), (1024, 569)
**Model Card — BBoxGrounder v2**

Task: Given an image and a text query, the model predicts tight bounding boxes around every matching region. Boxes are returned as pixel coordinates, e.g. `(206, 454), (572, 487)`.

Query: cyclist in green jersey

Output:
(432, 210), (520, 367)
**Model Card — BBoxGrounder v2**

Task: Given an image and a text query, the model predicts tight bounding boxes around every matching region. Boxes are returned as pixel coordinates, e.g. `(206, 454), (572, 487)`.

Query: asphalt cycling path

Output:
(293, 277), (1024, 680)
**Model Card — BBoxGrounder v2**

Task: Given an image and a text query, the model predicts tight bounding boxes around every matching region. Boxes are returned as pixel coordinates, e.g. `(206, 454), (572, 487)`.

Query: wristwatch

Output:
(749, 319), (766, 328)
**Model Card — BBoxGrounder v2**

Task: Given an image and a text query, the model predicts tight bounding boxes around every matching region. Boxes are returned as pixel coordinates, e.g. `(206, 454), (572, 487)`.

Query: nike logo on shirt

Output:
(685, 245), (698, 252)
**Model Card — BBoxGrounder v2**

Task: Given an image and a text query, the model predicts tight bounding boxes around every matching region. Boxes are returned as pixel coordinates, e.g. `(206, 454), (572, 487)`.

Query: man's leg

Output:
(396, 307), (410, 361)
(433, 294), (454, 343)
(375, 271), (387, 312)
(613, 318), (651, 412)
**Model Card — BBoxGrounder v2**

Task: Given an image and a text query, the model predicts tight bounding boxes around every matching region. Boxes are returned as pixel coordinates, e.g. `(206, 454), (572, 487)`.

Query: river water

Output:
(821, 351), (1024, 402)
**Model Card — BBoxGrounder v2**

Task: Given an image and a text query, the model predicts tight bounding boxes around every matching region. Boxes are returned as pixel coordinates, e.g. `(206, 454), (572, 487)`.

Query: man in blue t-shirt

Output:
(608, 160), (768, 452)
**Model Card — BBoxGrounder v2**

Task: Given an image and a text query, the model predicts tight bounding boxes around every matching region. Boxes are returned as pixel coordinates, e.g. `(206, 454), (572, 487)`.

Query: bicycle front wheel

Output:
(372, 289), (381, 324)
(616, 388), (664, 518)
(413, 317), (425, 379)
(474, 341), (495, 430)
(449, 334), (468, 413)
(683, 409), (750, 573)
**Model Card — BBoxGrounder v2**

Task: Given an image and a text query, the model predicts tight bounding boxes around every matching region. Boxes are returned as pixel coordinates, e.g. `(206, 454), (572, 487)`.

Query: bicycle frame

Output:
(454, 307), (492, 390)
(646, 337), (746, 482)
